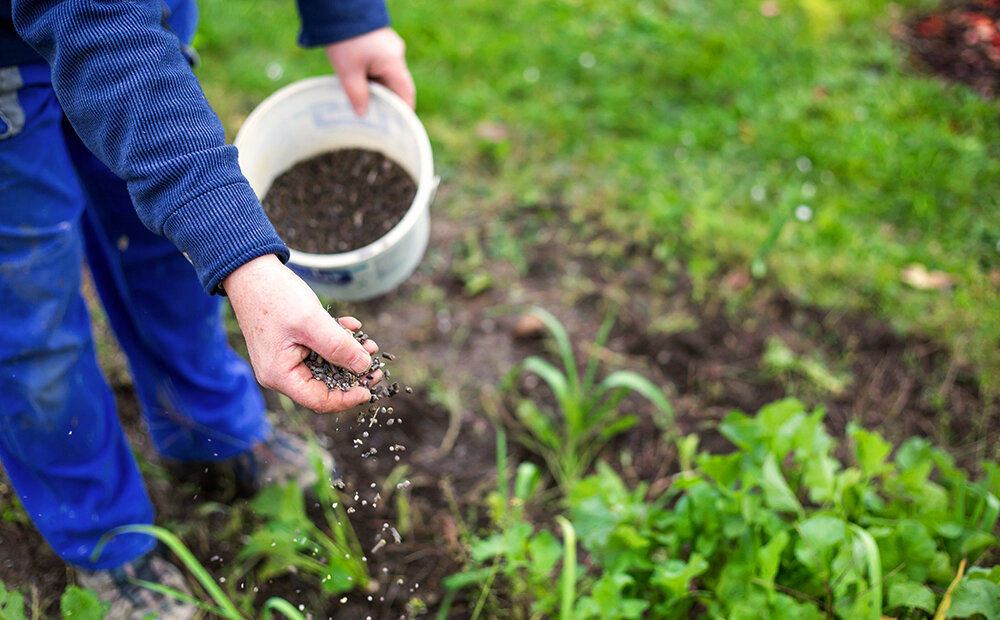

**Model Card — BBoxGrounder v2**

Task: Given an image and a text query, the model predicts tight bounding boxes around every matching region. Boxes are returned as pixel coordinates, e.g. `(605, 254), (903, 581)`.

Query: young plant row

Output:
(450, 401), (1000, 618)
(447, 309), (1000, 619)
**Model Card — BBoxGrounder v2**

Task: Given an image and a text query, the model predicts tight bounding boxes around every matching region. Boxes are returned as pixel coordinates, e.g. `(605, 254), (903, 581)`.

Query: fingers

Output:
(375, 65), (416, 110)
(305, 314), (371, 374)
(336, 316), (378, 354)
(337, 65), (371, 116)
(337, 316), (362, 331)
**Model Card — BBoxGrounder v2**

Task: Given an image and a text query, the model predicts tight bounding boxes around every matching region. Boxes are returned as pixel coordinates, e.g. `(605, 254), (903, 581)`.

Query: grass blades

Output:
(92, 524), (242, 618)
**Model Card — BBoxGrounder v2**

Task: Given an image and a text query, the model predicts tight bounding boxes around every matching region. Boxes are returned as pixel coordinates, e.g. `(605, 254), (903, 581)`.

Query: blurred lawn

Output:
(195, 0), (1000, 395)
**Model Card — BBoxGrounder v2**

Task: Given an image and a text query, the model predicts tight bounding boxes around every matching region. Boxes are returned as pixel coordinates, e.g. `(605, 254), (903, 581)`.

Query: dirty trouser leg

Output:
(60, 88), (271, 464)
(0, 62), (154, 569)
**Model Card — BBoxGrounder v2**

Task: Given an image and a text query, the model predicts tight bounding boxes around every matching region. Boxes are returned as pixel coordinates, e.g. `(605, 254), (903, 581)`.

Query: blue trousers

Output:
(0, 61), (270, 569)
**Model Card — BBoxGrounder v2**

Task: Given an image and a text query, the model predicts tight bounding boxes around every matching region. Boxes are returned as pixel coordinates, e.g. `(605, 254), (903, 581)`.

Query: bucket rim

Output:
(235, 75), (435, 270)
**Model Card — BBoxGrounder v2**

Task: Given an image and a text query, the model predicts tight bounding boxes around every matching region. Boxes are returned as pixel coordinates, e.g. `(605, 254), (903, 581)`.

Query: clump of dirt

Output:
(262, 148), (417, 254)
(907, 0), (1000, 97)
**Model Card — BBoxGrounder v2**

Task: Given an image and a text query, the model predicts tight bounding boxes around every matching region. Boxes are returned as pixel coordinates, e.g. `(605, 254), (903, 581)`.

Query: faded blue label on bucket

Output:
(300, 101), (406, 142)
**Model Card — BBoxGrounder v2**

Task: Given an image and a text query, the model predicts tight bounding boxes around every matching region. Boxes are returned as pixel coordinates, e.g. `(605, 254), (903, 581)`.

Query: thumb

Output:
(305, 315), (372, 374)
(337, 67), (371, 116)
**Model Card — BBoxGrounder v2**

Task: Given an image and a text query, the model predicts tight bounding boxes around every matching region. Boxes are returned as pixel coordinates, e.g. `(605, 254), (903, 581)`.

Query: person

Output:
(0, 0), (415, 615)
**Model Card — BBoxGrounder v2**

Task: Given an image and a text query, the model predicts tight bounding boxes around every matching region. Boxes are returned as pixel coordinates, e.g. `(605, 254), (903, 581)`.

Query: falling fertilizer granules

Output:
(262, 148), (417, 254)
(304, 324), (412, 546)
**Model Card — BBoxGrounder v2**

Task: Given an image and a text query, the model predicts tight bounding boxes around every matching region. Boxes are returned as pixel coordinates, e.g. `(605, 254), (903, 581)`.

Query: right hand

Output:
(222, 254), (379, 413)
(324, 27), (415, 116)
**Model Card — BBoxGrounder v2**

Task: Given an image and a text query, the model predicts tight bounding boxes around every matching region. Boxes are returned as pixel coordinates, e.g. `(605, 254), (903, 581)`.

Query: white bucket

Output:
(234, 76), (436, 301)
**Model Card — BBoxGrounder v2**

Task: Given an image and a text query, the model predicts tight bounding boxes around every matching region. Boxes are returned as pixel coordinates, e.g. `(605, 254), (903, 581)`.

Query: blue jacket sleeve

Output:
(295, 0), (390, 47)
(12, 0), (290, 295)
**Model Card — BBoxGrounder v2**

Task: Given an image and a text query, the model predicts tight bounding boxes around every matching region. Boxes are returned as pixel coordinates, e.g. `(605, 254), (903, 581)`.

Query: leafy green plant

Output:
(762, 335), (851, 396)
(233, 447), (368, 596)
(1, 581), (107, 620)
(93, 524), (306, 619)
(563, 399), (1000, 619)
(0, 581), (26, 620)
(449, 398), (1000, 619)
(503, 306), (674, 489)
(444, 428), (576, 620)
(88, 447), (363, 619)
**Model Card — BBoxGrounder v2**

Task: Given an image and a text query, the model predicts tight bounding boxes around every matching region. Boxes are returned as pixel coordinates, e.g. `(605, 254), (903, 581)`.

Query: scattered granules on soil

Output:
(908, 0), (1000, 98)
(263, 149), (417, 254)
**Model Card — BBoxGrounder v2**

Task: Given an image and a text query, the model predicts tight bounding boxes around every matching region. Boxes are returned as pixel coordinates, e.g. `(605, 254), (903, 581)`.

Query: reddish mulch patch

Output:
(908, 0), (1000, 97)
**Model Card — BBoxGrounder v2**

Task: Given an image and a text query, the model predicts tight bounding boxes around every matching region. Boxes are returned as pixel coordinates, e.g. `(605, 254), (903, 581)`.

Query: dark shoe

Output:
(229, 429), (339, 494)
(76, 548), (197, 620)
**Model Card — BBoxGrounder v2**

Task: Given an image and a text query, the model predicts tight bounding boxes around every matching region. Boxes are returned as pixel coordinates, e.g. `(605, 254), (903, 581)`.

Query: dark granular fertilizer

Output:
(263, 148), (418, 254)
(304, 326), (406, 425)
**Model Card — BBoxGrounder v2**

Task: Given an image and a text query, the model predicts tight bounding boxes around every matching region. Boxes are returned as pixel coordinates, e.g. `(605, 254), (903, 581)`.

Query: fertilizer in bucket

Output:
(235, 76), (437, 301)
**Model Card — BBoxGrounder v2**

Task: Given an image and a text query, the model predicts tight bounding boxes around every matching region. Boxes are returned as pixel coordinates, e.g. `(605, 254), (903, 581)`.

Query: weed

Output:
(502, 307), (673, 489)
(92, 524), (307, 619)
(1, 581), (106, 620)
(233, 445), (368, 596)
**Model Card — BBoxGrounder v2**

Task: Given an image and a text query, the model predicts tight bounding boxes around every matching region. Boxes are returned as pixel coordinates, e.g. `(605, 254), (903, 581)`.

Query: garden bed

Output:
(0, 193), (994, 617)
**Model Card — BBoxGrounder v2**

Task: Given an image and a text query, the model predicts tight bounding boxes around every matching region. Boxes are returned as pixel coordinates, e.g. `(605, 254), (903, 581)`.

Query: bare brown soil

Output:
(0, 195), (996, 618)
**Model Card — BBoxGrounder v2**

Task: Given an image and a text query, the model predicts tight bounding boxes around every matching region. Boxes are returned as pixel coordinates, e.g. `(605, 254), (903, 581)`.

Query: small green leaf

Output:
(652, 554), (709, 599)
(0, 581), (26, 620)
(528, 530), (563, 576)
(514, 461), (542, 503)
(698, 452), (742, 488)
(719, 411), (760, 451)
(515, 399), (558, 448)
(887, 581), (935, 613)
(598, 371), (674, 430)
(848, 423), (892, 478)
(935, 521), (963, 539)
(795, 515), (847, 574)
(960, 531), (996, 557)
(578, 573), (648, 620)
(966, 566), (1000, 586)
(945, 578), (1000, 618)
(60, 586), (107, 620)
(597, 414), (637, 440)
(443, 567), (495, 590)
(760, 453), (803, 515)
(527, 307), (580, 391)
(757, 530), (790, 588)
(521, 357), (573, 410)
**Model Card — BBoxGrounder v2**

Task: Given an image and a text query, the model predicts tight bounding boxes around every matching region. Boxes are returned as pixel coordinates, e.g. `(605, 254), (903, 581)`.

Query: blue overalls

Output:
(0, 1), (271, 569)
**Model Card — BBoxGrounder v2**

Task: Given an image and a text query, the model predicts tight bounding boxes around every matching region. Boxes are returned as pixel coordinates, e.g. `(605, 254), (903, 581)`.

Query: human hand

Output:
(325, 27), (415, 116)
(222, 254), (379, 413)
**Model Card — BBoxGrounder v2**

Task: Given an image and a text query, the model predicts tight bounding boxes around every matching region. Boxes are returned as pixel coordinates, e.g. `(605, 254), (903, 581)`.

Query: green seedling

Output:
(234, 444), (368, 595)
(445, 428), (582, 620)
(503, 306), (674, 489)
(92, 524), (306, 620)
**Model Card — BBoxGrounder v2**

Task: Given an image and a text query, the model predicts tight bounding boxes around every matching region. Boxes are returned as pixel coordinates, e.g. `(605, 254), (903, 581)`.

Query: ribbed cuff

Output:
(162, 183), (290, 295)
(296, 0), (390, 47)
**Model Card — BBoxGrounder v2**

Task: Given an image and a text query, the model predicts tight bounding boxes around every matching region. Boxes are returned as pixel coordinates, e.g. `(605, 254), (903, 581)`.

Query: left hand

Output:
(325, 27), (415, 116)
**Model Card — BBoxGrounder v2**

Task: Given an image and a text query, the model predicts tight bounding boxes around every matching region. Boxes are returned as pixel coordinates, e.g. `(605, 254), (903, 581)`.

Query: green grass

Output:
(193, 0), (1000, 394)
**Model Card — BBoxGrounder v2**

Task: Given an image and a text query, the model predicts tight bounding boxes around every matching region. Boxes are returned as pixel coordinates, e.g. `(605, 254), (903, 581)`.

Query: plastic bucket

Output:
(234, 76), (436, 301)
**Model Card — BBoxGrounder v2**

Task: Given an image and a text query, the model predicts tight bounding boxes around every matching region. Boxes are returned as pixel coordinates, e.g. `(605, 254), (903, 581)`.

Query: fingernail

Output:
(350, 351), (371, 374)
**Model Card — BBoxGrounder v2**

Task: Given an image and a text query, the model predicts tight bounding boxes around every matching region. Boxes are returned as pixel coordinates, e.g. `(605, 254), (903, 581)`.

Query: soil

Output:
(906, 0), (1000, 98)
(263, 149), (417, 254)
(1, 210), (997, 615)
